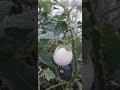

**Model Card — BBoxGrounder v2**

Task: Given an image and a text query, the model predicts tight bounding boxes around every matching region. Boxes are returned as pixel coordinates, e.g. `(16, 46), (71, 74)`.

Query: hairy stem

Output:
(46, 82), (67, 90)
(65, 11), (78, 89)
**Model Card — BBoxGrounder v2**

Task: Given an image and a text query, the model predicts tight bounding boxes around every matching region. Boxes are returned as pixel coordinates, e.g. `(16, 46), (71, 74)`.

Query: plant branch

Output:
(64, 9), (78, 89)
(46, 82), (67, 90)
(65, 72), (78, 90)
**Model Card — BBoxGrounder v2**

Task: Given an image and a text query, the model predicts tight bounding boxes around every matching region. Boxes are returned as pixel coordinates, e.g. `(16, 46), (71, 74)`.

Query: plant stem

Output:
(68, 9), (78, 74)
(46, 82), (67, 90)
(54, 67), (64, 89)
(54, 67), (59, 78)
(71, 31), (77, 74)
(65, 72), (78, 89)
(65, 12), (78, 89)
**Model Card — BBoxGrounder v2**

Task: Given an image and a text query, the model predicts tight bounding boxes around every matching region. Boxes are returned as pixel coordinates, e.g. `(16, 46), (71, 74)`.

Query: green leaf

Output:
(38, 51), (57, 67)
(77, 81), (82, 90)
(43, 21), (57, 31)
(55, 21), (67, 35)
(65, 31), (72, 40)
(39, 0), (52, 13)
(45, 68), (55, 81)
(38, 31), (59, 40)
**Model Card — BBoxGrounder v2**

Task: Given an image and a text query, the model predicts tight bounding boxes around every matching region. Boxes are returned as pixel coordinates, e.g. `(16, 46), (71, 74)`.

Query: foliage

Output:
(38, 0), (82, 90)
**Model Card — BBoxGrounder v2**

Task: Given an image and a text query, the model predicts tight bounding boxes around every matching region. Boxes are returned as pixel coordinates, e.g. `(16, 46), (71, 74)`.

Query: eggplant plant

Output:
(38, 0), (82, 90)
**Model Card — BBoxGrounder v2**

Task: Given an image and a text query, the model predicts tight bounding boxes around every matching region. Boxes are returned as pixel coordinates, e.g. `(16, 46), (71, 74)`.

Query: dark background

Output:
(0, 0), (38, 90)
(83, 0), (120, 90)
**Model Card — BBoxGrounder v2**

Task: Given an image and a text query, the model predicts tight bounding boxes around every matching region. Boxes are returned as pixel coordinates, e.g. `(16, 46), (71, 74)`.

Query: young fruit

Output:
(53, 47), (73, 67)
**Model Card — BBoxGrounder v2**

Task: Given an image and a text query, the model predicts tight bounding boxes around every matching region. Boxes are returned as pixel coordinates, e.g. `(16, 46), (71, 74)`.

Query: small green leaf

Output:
(77, 81), (82, 90)
(65, 31), (72, 40)
(45, 68), (55, 81)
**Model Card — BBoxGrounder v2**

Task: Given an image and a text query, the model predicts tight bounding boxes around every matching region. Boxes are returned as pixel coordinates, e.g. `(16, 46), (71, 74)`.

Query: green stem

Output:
(54, 67), (64, 89)
(65, 72), (78, 89)
(70, 31), (77, 74)
(64, 12), (78, 89)
(68, 9), (77, 74)
(54, 67), (59, 78)
(46, 82), (67, 90)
